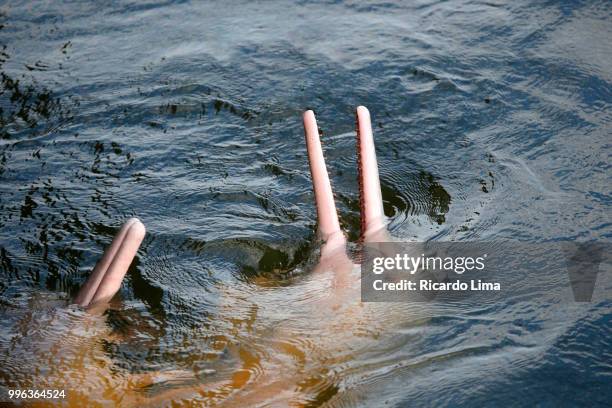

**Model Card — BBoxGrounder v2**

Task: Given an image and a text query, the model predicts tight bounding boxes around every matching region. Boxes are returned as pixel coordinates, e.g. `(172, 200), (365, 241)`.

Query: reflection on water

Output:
(1, 0), (611, 406)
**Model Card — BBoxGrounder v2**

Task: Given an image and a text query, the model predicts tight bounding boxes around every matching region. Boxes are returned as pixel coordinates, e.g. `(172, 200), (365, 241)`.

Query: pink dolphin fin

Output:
(303, 110), (346, 252)
(356, 106), (389, 242)
(74, 218), (146, 308)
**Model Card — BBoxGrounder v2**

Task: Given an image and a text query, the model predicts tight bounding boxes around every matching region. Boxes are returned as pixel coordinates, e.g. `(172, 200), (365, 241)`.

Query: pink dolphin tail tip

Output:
(75, 218), (146, 308)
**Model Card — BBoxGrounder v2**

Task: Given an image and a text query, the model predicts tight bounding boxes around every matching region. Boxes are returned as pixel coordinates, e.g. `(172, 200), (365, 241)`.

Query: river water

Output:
(0, 1), (610, 406)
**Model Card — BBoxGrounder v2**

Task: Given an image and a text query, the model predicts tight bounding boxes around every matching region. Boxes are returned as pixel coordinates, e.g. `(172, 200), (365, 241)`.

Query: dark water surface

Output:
(0, 0), (611, 406)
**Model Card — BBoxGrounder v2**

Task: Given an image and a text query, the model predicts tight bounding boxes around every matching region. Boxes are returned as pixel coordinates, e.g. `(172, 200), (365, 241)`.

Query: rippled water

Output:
(1, 0), (611, 406)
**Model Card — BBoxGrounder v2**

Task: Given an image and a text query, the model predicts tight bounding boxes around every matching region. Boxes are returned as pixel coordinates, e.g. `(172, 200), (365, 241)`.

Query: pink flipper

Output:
(75, 218), (146, 307)
(356, 106), (388, 241)
(303, 110), (344, 249)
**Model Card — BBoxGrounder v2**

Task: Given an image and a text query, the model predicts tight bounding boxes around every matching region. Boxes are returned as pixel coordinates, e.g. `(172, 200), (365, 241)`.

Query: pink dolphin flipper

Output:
(303, 111), (346, 254)
(356, 107), (384, 235)
(356, 106), (390, 242)
(74, 218), (146, 308)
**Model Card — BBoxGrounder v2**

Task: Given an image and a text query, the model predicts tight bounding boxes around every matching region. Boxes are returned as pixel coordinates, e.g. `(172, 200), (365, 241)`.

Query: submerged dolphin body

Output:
(198, 106), (402, 406)
(1, 218), (147, 405)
